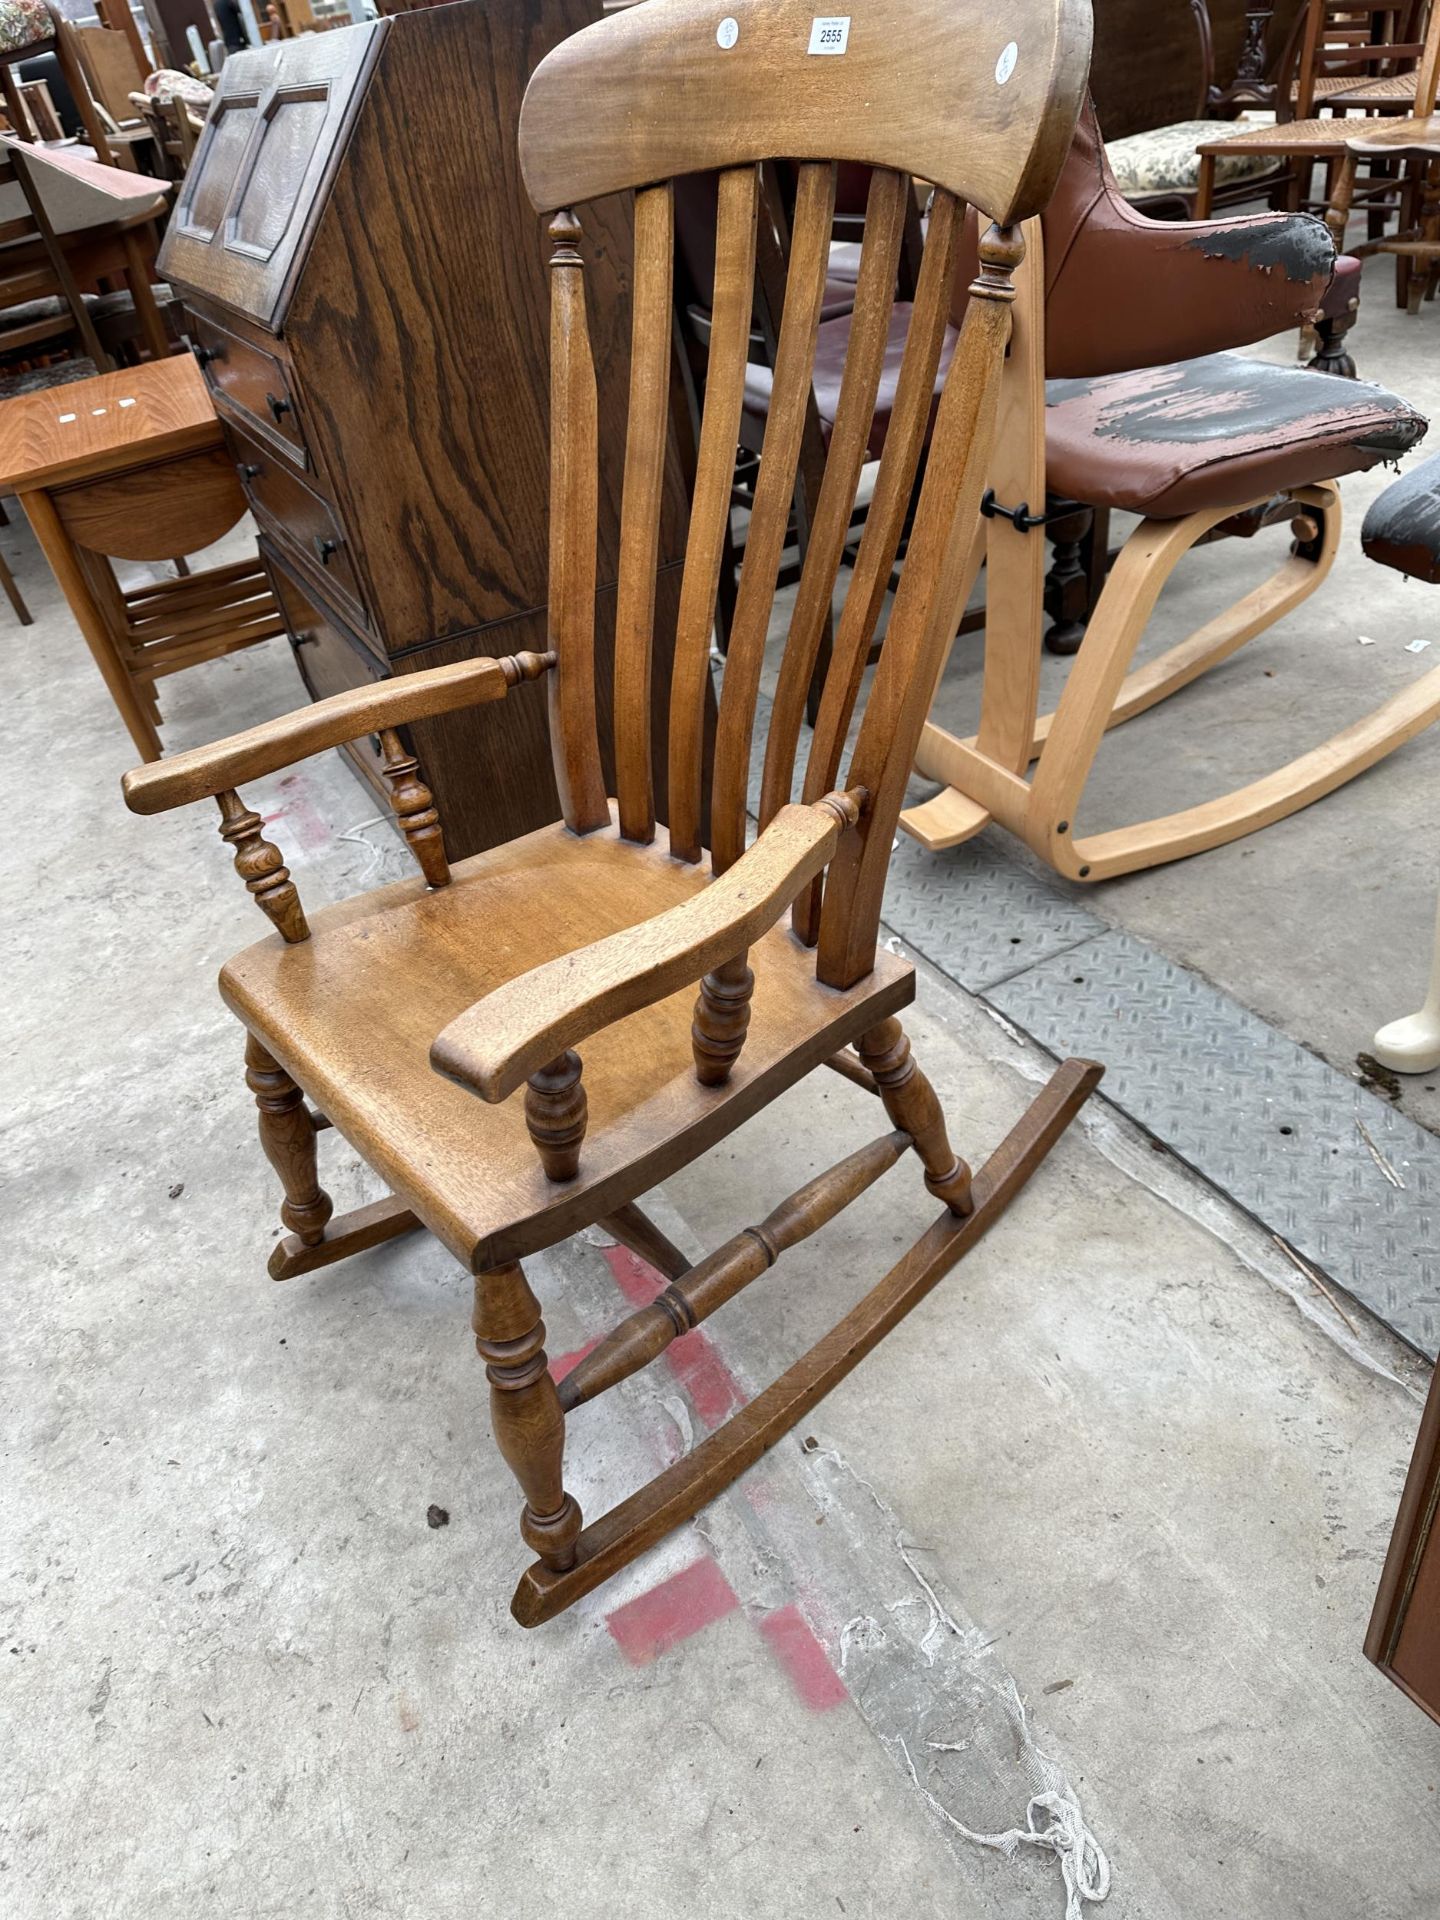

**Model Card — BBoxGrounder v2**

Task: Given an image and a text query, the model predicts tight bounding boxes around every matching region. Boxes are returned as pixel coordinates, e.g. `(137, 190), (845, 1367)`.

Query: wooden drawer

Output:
(231, 427), (368, 633)
(191, 312), (310, 469)
(266, 546), (389, 796)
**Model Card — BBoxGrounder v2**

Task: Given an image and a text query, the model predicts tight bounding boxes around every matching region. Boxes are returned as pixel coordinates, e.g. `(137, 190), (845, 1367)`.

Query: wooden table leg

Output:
(20, 486), (162, 759)
(121, 228), (171, 363)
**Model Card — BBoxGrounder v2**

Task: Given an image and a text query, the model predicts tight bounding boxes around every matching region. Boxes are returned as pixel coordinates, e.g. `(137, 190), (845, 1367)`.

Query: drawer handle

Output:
(192, 342), (222, 369)
(313, 535), (339, 566)
(266, 392), (292, 423)
(237, 461), (261, 482)
(294, 629), (317, 647)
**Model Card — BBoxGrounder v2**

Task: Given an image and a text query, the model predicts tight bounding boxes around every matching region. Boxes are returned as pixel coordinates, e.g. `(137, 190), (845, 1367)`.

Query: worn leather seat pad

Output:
(743, 304), (958, 458)
(1362, 450), (1440, 585)
(1046, 352), (1427, 519)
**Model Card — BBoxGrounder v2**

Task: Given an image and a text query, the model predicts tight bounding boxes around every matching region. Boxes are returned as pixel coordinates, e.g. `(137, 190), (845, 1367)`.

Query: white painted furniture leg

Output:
(1372, 888), (1440, 1074)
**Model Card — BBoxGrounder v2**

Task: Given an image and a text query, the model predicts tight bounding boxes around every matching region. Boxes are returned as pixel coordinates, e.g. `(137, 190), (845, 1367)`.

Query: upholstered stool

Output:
(1044, 353), (1420, 519)
(1363, 451), (1440, 1074)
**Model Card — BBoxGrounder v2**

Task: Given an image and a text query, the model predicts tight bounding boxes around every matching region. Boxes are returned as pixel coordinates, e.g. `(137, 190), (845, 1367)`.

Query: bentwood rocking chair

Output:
(121, 0), (1100, 1627)
(905, 95), (1435, 881)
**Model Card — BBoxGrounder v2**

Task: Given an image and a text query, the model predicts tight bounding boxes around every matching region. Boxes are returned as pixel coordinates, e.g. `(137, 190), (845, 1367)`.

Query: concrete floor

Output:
(5, 259), (1440, 1916)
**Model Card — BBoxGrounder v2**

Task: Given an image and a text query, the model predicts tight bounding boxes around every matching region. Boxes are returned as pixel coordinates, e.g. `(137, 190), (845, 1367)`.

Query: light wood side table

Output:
(0, 355), (283, 759)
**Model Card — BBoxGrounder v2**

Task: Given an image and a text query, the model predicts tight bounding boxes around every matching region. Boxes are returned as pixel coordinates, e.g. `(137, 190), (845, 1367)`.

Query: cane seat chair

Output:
(1194, 0), (1440, 254)
(122, 0), (1100, 1626)
(904, 95), (1436, 880)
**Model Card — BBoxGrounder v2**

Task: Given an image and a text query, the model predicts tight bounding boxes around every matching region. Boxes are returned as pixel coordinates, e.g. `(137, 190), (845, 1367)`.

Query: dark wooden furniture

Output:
(159, 0), (692, 863)
(0, 355), (282, 755)
(122, 0), (1101, 1629)
(1369, 1356), (1440, 1725)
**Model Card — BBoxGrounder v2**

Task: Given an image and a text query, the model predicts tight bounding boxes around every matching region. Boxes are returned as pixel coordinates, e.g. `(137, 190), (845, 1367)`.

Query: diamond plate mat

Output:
(880, 831), (1107, 992)
(982, 928), (1440, 1359)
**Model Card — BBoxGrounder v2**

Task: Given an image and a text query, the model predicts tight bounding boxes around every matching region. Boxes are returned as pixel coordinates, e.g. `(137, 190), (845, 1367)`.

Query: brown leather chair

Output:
(904, 96), (1436, 885)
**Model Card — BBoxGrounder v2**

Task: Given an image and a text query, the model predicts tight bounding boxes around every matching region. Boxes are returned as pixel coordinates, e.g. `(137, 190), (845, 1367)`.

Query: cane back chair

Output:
(121, 0), (1099, 1626)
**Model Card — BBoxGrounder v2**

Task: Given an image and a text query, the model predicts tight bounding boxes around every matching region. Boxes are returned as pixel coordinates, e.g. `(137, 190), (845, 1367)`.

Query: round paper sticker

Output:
(995, 40), (1018, 85)
(717, 16), (739, 48)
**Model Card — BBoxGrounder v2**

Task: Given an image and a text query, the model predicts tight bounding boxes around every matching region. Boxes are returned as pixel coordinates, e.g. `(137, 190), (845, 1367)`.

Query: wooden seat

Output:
(222, 812), (912, 1272)
(121, 0), (1101, 1628)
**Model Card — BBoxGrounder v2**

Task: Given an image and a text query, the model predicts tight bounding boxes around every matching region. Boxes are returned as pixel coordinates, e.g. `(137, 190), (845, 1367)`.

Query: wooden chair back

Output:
(1088, 0), (1214, 138)
(1294, 0), (1433, 113)
(517, 0), (1090, 990)
(0, 140), (111, 367)
(67, 23), (146, 126)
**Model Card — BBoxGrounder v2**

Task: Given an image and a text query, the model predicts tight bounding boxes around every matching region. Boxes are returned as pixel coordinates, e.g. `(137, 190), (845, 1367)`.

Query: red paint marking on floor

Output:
(272, 772), (335, 855)
(758, 1604), (849, 1712)
(606, 1557), (738, 1665)
(599, 1243), (744, 1430)
(667, 1326), (745, 1429)
(549, 1337), (599, 1384)
(602, 1242), (665, 1306)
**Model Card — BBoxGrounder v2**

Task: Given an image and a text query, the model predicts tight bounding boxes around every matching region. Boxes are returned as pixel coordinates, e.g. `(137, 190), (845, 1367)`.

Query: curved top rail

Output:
(518, 0), (1093, 226)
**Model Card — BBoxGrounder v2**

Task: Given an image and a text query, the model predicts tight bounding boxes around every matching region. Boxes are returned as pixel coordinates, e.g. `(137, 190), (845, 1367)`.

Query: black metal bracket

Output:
(980, 490), (1071, 534)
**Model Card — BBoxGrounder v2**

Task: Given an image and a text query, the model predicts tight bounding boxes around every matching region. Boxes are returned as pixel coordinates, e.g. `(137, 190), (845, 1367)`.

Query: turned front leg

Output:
(243, 1033), (333, 1245)
(692, 951), (755, 1086)
(859, 1017), (973, 1215)
(473, 1263), (581, 1572)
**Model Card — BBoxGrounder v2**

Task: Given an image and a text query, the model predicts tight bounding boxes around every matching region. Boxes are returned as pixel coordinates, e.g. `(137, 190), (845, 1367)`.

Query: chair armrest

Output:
(121, 649), (553, 814)
(431, 791), (862, 1104)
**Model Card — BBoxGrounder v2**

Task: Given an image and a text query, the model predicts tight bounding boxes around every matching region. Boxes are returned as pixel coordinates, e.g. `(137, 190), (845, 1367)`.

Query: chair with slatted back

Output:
(119, 0), (1099, 1628)
(1195, 0), (1440, 251)
(118, 0), (1098, 1628)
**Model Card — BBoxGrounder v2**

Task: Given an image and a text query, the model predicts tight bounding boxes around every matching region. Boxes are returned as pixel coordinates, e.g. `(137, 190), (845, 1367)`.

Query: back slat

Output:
(793, 188), (964, 944)
(760, 167), (908, 835)
(818, 230), (1020, 988)
(547, 208), (610, 833)
(613, 181), (674, 844)
(667, 163), (759, 864)
(710, 161), (836, 874)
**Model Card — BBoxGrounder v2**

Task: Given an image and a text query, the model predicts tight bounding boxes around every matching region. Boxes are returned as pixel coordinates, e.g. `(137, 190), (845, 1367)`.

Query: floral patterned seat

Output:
(1106, 117), (1280, 201)
(0, 0), (52, 58)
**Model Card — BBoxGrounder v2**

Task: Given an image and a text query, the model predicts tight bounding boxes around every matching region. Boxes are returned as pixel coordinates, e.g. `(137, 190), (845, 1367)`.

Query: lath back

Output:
(518, 0), (1091, 988)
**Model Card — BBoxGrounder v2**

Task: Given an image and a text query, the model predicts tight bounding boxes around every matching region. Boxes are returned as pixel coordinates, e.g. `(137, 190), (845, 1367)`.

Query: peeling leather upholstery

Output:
(1046, 354), (1426, 518)
(955, 97), (1337, 379)
(1362, 453), (1440, 586)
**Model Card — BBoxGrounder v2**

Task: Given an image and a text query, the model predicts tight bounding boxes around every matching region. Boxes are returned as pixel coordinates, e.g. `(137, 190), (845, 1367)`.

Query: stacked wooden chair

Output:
(1195, 0), (1440, 265)
(120, 0), (1101, 1626)
(904, 96), (1435, 881)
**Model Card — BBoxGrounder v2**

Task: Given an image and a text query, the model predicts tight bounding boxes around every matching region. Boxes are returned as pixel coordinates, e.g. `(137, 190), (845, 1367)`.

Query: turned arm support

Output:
(121, 649), (554, 815)
(432, 790), (864, 1104)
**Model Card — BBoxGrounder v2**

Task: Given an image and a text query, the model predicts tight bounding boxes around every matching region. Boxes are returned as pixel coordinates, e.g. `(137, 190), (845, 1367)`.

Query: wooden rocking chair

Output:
(904, 96), (1437, 881)
(120, 0), (1100, 1626)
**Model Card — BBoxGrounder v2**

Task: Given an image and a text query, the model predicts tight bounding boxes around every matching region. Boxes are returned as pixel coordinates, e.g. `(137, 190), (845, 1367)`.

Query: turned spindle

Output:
(691, 951), (755, 1086)
(525, 1050), (587, 1180)
(859, 1017), (974, 1215)
(216, 789), (308, 942)
(243, 1033), (332, 1245)
(559, 1128), (911, 1411)
(378, 728), (450, 887)
(473, 1264), (581, 1572)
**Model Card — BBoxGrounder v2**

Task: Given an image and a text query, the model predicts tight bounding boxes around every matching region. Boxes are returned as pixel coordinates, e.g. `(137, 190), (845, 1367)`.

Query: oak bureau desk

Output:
(159, 0), (694, 861)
